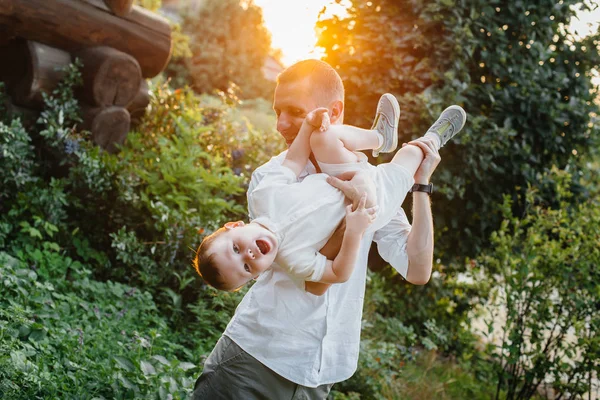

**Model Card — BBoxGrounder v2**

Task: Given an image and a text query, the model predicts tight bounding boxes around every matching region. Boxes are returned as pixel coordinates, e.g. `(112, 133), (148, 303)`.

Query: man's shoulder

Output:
(252, 152), (287, 177)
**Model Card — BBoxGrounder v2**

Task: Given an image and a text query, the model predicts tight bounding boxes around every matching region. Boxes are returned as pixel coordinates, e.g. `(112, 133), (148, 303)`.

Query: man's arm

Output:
(282, 108), (329, 176)
(404, 192), (434, 284)
(401, 138), (439, 284)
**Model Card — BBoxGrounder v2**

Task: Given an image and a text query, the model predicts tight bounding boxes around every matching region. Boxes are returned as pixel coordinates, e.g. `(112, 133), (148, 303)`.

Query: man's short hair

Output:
(277, 59), (344, 104)
(193, 227), (228, 290)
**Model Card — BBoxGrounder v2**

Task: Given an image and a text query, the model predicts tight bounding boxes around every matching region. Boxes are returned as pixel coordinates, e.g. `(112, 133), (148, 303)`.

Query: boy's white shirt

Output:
(224, 151), (412, 387)
(248, 162), (347, 284)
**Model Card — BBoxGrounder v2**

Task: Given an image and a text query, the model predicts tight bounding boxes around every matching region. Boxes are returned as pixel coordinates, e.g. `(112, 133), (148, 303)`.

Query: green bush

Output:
(477, 166), (600, 399)
(317, 0), (600, 258)
(180, 0), (276, 99)
(0, 62), (283, 396)
(0, 251), (197, 399)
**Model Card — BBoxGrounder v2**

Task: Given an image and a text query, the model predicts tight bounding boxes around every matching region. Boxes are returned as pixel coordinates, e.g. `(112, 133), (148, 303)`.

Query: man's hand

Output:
(306, 107), (330, 132)
(326, 170), (377, 209)
(345, 194), (377, 236)
(402, 137), (441, 184)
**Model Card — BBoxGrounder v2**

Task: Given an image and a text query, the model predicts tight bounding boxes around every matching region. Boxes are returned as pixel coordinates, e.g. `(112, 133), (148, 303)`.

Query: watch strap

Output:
(410, 183), (433, 194)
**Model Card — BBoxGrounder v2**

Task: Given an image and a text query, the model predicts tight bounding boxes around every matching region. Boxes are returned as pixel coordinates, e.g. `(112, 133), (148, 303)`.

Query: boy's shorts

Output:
(319, 152), (414, 233)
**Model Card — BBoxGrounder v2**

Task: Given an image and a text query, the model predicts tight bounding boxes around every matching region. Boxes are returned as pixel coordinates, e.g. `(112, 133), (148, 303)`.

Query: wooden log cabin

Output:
(0, 0), (172, 153)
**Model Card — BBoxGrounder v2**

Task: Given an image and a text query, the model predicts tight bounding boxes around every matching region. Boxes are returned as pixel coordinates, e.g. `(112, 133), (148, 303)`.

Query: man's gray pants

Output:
(191, 335), (333, 400)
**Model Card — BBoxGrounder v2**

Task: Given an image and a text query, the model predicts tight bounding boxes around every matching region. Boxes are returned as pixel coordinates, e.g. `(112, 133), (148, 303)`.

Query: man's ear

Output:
(329, 100), (344, 124)
(224, 221), (245, 230)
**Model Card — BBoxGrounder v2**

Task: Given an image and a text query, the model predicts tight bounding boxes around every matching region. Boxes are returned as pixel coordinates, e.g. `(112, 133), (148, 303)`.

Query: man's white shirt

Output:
(224, 151), (412, 387)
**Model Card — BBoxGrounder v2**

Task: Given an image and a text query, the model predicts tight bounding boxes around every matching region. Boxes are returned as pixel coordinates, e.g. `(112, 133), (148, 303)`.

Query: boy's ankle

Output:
(423, 132), (442, 150)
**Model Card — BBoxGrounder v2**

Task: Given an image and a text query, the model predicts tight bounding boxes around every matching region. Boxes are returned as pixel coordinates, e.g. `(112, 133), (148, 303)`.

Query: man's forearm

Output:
(405, 191), (434, 284)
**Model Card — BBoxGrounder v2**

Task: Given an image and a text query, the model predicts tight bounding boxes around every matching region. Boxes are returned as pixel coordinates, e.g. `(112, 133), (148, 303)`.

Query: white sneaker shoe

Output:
(426, 105), (467, 148)
(371, 93), (400, 157)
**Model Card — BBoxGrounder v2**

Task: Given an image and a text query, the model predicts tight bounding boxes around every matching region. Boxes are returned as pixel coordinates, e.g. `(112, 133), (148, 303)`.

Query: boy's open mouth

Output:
(256, 239), (270, 255)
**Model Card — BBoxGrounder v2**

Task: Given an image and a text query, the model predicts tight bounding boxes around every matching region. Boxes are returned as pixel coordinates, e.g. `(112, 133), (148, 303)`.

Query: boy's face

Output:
(273, 78), (321, 147)
(210, 221), (278, 290)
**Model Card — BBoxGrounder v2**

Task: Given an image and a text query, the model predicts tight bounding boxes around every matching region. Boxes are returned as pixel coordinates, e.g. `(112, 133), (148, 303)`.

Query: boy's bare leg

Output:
(390, 143), (425, 176)
(309, 124), (379, 164)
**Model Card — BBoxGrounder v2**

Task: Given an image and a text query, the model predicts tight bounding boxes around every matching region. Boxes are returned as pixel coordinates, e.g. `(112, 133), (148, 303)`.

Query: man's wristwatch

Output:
(409, 183), (433, 195)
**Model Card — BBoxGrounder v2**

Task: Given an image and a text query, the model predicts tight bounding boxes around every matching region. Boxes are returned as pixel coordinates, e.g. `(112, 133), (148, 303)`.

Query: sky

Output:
(252, 0), (349, 66)
(254, 0), (600, 68)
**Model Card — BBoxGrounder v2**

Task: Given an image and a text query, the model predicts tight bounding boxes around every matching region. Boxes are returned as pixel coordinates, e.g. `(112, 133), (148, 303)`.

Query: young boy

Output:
(193, 95), (466, 291)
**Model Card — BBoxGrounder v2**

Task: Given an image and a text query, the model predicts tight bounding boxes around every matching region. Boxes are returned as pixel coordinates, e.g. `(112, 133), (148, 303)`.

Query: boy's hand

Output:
(306, 107), (330, 132)
(345, 194), (377, 235)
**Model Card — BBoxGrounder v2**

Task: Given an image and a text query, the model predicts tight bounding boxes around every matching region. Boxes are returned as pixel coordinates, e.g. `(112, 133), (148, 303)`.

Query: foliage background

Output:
(1, 0), (599, 398)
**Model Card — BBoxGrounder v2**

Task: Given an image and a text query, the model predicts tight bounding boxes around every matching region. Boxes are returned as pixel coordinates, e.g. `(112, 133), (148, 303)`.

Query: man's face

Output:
(273, 78), (321, 147)
(209, 222), (279, 290)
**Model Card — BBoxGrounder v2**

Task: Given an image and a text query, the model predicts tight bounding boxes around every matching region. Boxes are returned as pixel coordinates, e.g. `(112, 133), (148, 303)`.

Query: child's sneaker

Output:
(372, 93), (400, 157)
(425, 105), (467, 148)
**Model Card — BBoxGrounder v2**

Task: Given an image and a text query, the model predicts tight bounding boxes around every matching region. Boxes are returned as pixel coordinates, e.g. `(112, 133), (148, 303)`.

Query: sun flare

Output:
(253, 0), (349, 67)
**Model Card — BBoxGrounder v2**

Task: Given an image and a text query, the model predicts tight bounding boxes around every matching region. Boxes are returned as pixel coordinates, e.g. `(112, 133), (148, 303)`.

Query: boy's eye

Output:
(244, 264), (250, 273)
(233, 244), (239, 254)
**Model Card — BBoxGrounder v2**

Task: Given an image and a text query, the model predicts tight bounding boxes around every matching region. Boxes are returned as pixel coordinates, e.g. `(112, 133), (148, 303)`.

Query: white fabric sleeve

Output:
(247, 159), (296, 219)
(281, 251), (328, 283)
(373, 207), (412, 278)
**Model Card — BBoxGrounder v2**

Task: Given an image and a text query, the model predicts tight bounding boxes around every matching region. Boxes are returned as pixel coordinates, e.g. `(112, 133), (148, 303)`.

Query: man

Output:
(192, 59), (439, 399)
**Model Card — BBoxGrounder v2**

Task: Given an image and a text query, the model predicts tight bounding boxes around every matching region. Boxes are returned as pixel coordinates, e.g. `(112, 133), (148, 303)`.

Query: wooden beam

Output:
(9, 41), (71, 109)
(78, 46), (142, 107)
(128, 79), (150, 126)
(0, 0), (172, 78)
(83, 105), (131, 153)
(103, 0), (133, 17)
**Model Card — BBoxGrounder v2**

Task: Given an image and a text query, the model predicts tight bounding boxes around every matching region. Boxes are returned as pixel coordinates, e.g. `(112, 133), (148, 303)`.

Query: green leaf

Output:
(114, 356), (135, 372)
(152, 355), (170, 366)
(178, 362), (196, 371)
(118, 374), (137, 390)
(140, 360), (156, 376)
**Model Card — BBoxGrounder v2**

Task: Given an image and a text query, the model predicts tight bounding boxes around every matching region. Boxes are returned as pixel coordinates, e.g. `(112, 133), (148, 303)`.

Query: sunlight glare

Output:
(254, 0), (349, 66)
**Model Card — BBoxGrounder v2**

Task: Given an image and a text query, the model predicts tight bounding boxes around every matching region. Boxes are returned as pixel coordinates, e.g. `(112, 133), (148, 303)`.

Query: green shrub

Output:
(477, 167), (600, 399)
(317, 0), (600, 258)
(181, 0), (276, 99)
(0, 61), (283, 396)
(0, 251), (197, 399)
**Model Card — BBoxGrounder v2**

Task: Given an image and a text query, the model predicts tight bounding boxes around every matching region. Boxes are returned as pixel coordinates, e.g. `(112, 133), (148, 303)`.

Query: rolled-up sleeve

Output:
(373, 208), (412, 278)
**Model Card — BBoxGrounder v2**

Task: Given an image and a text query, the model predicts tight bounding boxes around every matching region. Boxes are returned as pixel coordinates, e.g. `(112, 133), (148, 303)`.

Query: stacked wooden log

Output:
(0, 0), (171, 153)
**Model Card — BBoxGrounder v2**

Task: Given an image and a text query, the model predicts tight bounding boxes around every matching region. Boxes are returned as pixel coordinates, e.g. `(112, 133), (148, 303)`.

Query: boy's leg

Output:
(310, 93), (401, 165)
(390, 105), (467, 174)
(309, 124), (379, 164)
